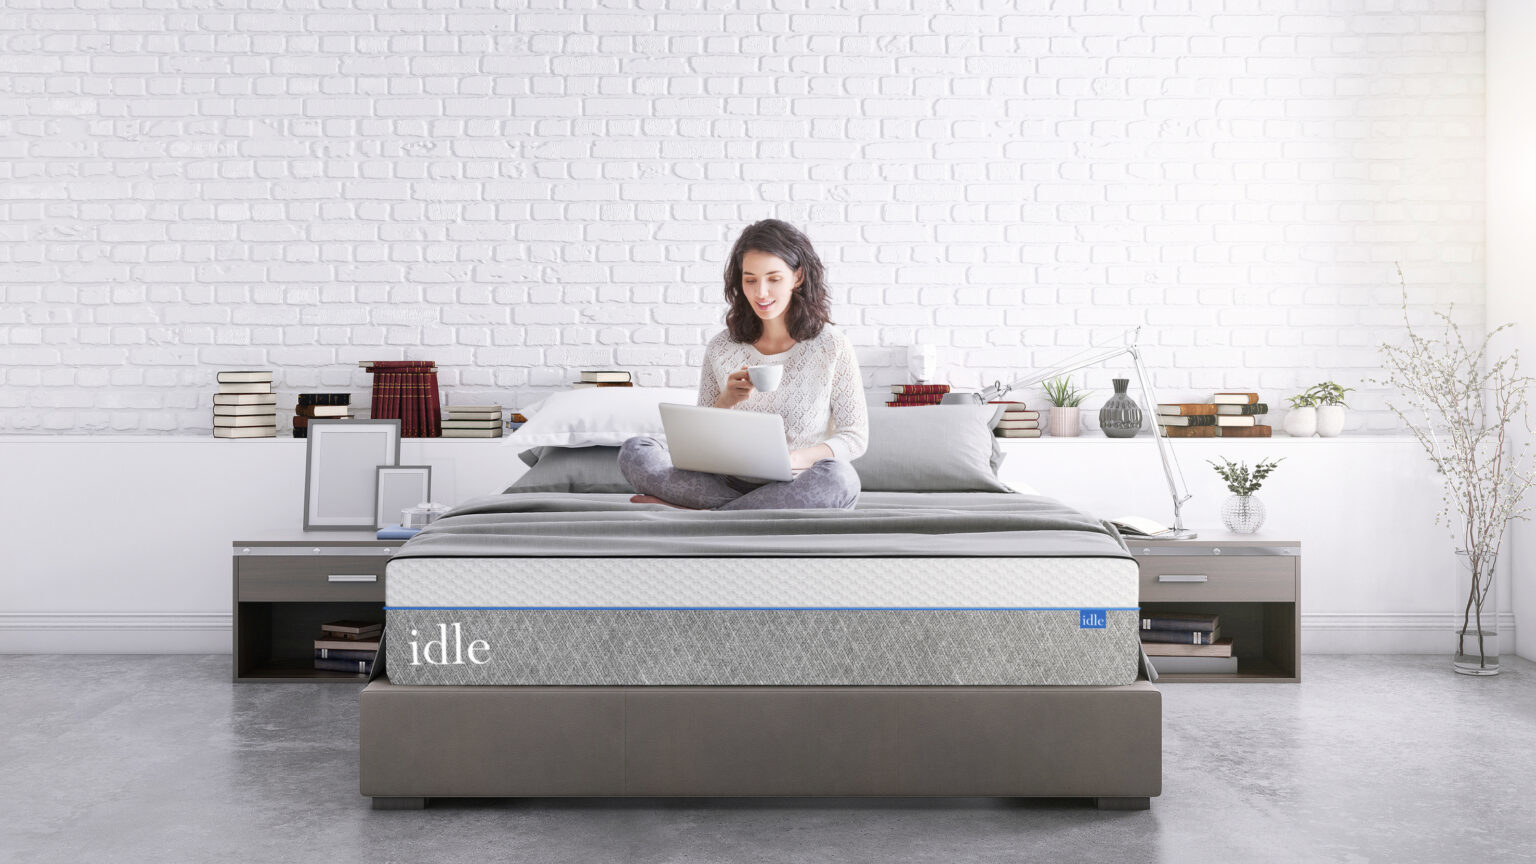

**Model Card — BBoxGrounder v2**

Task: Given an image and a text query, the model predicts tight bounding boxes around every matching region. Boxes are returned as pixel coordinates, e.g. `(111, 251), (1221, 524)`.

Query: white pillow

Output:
(503, 387), (696, 449)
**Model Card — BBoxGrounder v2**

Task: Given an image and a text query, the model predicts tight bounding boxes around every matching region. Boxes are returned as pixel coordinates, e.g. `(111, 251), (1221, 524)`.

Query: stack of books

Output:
(292, 393), (352, 438)
(1211, 392), (1271, 437)
(574, 370), (633, 388)
(314, 620), (381, 675)
(1140, 612), (1237, 674)
(991, 401), (1042, 438)
(360, 360), (441, 437)
(442, 404), (503, 438)
(887, 384), (949, 407)
(213, 371), (276, 438)
(1155, 392), (1271, 438)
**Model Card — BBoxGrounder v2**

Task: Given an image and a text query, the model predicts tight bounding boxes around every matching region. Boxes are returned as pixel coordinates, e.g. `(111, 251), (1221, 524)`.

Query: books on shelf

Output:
(442, 404), (503, 438)
(1215, 415), (1261, 427)
(1141, 613), (1219, 633)
(313, 657), (373, 675)
(1140, 627), (1221, 645)
(995, 420), (1040, 430)
(891, 384), (950, 395)
(362, 360), (441, 438)
(322, 620), (381, 637)
(1216, 403), (1268, 415)
(887, 394), (947, 406)
(295, 405), (351, 419)
(217, 371), (272, 385)
(213, 393), (276, 406)
(442, 428), (503, 438)
(573, 381), (634, 389)
(298, 393), (350, 407)
(1158, 414), (1215, 427)
(214, 370), (276, 439)
(1213, 392), (1260, 405)
(994, 428), (1043, 438)
(212, 426), (277, 439)
(580, 370), (632, 384)
(1141, 638), (1234, 658)
(1158, 426), (1216, 438)
(1149, 655), (1239, 675)
(1217, 425), (1272, 438)
(1156, 403), (1217, 416)
(315, 621), (380, 674)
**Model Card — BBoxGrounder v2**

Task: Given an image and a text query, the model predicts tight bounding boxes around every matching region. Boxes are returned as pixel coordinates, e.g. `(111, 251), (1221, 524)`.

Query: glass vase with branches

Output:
(1376, 266), (1536, 674)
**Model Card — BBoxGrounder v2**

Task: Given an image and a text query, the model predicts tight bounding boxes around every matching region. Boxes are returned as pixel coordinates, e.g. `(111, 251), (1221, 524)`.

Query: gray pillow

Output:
(852, 405), (1008, 492)
(505, 446), (633, 494)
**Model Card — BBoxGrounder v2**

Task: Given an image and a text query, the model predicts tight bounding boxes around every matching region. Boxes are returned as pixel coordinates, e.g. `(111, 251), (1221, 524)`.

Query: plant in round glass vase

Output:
(1207, 457), (1283, 534)
(1282, 391), (1318, 437)
(1377, 269), (1536, 676)
(1306, 381), (1354, 438)
(1043, 376), (1090, 437)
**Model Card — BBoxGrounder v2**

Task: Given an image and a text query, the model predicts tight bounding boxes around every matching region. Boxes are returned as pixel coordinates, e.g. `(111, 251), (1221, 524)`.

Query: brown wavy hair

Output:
(723, 219), (833, 343)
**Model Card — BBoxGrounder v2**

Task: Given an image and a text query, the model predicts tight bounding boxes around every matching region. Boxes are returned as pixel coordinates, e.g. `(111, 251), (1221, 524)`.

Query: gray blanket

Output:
(391, 491), (1131, 560)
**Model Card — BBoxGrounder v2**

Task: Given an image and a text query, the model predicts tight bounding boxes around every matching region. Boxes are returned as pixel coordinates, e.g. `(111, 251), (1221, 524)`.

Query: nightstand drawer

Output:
(238, 556), (388, 602)
(1138, 557), (1296, 603)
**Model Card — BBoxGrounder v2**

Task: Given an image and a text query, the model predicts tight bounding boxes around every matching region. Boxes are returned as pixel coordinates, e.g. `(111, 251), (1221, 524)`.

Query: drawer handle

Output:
(328, 574), (378, 583)
(1157, 574), (1208, 583)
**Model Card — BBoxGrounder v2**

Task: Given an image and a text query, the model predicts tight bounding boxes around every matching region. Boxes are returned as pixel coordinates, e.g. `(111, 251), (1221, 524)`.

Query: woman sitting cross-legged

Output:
(618, 219), (867, 511)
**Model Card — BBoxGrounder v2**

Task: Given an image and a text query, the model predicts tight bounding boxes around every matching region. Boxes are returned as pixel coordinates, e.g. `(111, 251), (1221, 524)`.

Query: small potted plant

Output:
(1282, 391), (1317, 437)
(1208, 457), (1284, 534)
(1043, 376), (1090, 437)
(1306, 381), (1353, 437)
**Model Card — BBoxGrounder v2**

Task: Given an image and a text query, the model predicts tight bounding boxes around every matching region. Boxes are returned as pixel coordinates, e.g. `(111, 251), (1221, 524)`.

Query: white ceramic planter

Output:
(1315, 405), (1346, 437)
(1282, 406), (1317, 437)
(1048, 406), (1081, 437)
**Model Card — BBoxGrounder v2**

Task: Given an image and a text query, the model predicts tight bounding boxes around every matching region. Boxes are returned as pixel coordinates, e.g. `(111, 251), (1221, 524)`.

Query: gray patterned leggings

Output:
(618, 436), (861, 511)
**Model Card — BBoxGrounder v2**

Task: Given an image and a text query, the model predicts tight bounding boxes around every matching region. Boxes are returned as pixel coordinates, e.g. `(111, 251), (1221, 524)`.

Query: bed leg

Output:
(372, 796), (427, 810)
(1095, 796), (1150, 811)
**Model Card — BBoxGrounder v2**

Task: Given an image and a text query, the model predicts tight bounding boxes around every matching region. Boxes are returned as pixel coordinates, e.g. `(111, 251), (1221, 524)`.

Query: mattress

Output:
(382, 492), (1141, 687)
(386, 556), (1140, 686)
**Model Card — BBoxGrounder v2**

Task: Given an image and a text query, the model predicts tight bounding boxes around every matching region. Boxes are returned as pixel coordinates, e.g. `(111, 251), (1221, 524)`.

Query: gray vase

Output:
(1098, 378), (1143, 438)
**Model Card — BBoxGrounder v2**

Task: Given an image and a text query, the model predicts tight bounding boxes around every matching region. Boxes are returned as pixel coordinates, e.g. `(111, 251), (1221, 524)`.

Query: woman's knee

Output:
(809, 458), (861, 508)
(618, 436), (664, 482)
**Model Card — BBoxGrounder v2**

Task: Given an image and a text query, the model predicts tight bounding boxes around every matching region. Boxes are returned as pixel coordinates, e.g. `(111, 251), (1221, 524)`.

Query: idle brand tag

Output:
(1079, 609), (1107, 629)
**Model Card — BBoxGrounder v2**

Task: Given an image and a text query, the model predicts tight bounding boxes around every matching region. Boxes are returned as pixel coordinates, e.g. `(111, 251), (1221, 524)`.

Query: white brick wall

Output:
(0, 1), (1485, 434)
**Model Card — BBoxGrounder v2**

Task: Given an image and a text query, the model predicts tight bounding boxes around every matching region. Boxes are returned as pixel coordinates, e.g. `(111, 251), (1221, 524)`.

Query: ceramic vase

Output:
(1048, 406), (1081, 437)
(1282, 407), (1317, 437)
(1098, 378), (1143, 438)
(1315, 405), (1345, 437)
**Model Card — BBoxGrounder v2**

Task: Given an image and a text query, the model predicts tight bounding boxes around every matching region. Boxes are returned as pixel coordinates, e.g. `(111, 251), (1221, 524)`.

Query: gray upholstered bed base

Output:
(359, 677), (1161, 810)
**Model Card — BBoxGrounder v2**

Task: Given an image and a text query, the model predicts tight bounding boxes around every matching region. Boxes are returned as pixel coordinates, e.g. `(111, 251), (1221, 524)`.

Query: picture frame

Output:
(375, 465), (431, 529)
(303, 419), (401, 530)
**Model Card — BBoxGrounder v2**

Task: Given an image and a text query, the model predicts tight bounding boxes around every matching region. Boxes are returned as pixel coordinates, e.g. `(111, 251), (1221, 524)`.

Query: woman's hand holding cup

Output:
(716, 365), (755, 409)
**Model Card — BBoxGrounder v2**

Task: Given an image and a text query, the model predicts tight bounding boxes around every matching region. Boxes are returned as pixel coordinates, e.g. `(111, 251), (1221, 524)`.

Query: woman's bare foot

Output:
(629, 494), (698, 510)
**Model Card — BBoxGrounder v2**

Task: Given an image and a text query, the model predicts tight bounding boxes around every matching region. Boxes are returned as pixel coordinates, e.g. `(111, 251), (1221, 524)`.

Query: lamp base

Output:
(1163, 528), (1199, 540)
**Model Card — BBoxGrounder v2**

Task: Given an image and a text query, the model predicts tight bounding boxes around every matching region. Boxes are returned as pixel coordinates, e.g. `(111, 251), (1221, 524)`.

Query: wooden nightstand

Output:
(232, 533), (400, 682)
(1128, 533), (1301, 683)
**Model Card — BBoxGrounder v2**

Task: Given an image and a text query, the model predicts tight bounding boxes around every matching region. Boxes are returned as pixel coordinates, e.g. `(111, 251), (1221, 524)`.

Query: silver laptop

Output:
(658, 403), (794, 482)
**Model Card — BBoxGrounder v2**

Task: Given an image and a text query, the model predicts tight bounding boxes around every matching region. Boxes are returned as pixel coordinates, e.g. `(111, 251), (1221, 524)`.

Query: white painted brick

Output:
(0, 2), (1485, 435)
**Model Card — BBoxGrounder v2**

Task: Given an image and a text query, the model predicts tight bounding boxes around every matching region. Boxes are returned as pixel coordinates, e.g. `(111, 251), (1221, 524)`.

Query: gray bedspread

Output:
(392, 491), (1132, 559)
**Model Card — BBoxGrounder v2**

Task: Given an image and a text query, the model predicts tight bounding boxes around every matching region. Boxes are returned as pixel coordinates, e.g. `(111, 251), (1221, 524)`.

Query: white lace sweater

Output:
(696, 325), (869, 462)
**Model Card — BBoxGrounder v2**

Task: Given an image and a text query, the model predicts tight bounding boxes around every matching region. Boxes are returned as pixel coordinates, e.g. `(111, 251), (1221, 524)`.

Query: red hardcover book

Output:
(890, 384), (951, 396)
(890, 394), (947, 405)
(427, 369), (441, 436)
(368, 361), (437, 369)
(406, 372), (419, 437)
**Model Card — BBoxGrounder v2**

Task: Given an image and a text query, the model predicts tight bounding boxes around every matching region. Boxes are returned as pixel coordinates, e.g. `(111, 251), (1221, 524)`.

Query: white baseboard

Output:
(0, 613), (230, 654)
(0, 610), (1523, 657)
(1301, 612), (1519, 655)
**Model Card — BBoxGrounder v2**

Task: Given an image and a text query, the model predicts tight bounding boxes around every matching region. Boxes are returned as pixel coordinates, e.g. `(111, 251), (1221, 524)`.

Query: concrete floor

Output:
(1, 655), (1533, 864)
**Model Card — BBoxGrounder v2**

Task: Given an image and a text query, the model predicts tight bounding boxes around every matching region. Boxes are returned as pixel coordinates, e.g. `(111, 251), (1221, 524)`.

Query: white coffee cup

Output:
(747, 364), (784, 393)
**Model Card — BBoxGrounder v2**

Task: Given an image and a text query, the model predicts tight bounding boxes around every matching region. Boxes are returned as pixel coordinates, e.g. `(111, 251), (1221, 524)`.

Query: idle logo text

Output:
(1079, 609), (1107, 629)
(408, 623), (491, 666)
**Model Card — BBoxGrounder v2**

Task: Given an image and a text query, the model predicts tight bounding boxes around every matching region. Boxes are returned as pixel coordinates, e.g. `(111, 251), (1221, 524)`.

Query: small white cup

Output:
(747, 364), (784, 393)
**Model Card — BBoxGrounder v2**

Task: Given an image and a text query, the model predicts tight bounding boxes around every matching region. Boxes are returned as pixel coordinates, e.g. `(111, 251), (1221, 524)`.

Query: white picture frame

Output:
(375, 465), (431, 530)
(303, 419), (401, 530)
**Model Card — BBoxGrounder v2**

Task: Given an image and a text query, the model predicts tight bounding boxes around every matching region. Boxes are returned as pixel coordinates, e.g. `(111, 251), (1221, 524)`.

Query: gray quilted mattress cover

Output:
(383, 491), (1140, 686)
